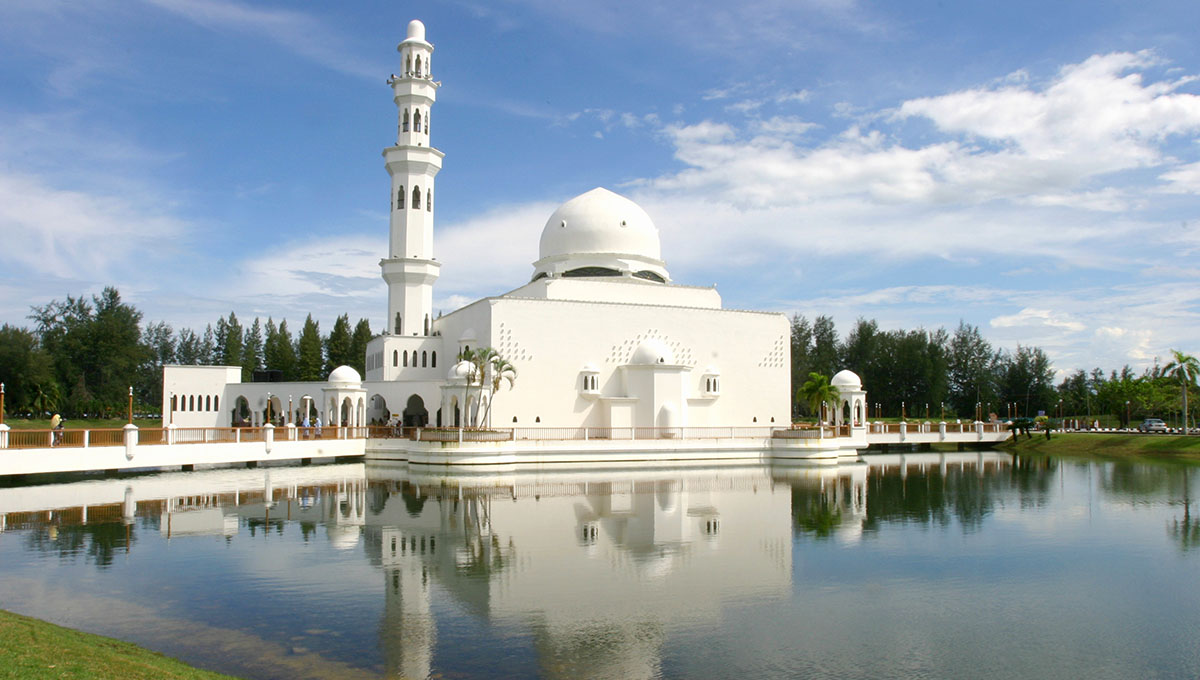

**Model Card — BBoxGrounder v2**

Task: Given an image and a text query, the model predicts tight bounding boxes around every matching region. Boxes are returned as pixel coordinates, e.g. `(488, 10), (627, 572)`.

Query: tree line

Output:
(0, 287), (373, 418)
(791, 315), (1198, 427)
(0, 287), (1194, 427)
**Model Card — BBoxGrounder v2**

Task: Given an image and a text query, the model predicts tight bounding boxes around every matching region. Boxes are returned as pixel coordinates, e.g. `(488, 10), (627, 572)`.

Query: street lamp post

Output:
(1, 382), (5, 426)
(127, 386), (133, 424)
(1125, 400), (1131, 429)
(940, 402), (945, 421)
(901, 401), (906, 420)
(266, 392), (273, 426)
(288, 395), (293, 425)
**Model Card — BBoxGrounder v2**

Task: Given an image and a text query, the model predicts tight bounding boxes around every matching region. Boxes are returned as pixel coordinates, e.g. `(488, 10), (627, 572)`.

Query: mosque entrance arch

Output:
(403, 394), (428, 427)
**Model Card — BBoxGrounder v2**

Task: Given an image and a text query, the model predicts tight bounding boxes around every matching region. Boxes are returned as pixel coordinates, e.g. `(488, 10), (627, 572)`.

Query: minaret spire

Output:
(381, 19), (443, 337)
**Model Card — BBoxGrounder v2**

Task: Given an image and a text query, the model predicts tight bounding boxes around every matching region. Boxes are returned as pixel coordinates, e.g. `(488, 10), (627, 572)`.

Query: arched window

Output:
(425, 113), (429, 135)
(405, 53), (411, 75)
(403, 350), (408, 367)
(394, 313), (402, 335)
(412, 186), (421, 209)
(397, 186), (404, 209)
(171, 395), (177, 412)
(415, 55), (422, 77)
(402, 109), (410, 132)
(426, 189), (432, 212)
(205, 395), (211, 411)
(422, 351), (428, 368)
(189, 395), (195, 411)
(393, 350), (398, 367)
(214, 395), (219, 411)
(431, 351), (437, 368)
(414, 111), (421, 133)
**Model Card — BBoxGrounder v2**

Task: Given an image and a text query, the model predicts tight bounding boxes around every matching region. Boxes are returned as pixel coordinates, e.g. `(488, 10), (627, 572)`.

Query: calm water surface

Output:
(2, 452), (1199, 679)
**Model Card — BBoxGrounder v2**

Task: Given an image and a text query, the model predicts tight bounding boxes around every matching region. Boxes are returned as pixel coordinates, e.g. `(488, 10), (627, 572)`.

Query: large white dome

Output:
(532, 188), (670, 282)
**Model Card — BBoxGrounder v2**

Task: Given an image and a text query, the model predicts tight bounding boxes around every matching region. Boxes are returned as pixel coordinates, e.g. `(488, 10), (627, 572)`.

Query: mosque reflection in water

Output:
(8, 451), (1181, 679)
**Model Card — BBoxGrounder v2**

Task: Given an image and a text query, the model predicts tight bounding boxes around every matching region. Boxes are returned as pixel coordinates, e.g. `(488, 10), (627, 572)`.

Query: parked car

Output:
(1139, 418), (1168, 433)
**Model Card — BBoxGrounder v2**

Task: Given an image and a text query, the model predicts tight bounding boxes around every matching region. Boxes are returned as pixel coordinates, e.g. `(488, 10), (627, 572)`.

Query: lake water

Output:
(2, 452), (1199, 679)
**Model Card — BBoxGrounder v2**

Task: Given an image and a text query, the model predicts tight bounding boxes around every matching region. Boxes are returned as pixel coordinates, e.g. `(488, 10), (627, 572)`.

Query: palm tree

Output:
(1164, 350), (1199, 434)
(798, 372), (840, 425)
(480, 356), (516, 428)
(456, 347), (485, 427)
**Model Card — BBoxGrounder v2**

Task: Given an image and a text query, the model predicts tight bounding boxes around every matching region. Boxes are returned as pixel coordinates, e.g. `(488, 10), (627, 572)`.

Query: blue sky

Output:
(2, 0), (1198, 377)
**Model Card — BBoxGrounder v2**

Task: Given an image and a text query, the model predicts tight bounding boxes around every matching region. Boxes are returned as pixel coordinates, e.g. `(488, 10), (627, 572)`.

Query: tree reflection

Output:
(23, 521), (135, 568)
(1168, 466), (1199, 553)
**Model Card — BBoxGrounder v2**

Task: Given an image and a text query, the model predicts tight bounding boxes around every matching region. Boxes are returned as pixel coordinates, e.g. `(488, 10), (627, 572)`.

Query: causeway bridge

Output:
(0, 421), (1011, 477)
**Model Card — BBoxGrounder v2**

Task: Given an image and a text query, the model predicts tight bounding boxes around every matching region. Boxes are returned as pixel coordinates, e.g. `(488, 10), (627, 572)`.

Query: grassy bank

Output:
(0, 609), (239, 680)
(1002, 432), (1200, 461)
(2, 417), (161, 430)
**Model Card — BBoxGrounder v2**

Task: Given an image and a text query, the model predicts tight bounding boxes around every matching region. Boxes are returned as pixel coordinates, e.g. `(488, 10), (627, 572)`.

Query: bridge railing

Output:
(0, 424), (379, 450)
(396, 426), (801, 443)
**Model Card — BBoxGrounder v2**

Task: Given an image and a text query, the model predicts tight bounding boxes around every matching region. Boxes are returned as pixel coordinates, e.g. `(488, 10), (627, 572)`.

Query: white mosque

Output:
(161, 19), (818, 436)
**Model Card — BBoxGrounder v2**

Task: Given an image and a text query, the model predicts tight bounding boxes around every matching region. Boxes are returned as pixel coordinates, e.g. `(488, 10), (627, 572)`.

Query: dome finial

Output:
(407, 19), (426, 41)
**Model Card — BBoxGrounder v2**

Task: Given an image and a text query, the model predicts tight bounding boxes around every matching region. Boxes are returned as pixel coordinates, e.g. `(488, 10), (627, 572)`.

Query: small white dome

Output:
(630, 338), (674, 365)
(447, 360), (477, 381)
(328, 365), (362, 385)
(581, 362), (599, 373)
(406, 19), (426, 41)
(831, 369), (862, 389)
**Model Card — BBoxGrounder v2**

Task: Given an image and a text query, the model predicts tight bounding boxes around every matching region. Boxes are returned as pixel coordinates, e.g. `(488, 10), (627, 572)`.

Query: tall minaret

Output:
(381, 19), (443, 337)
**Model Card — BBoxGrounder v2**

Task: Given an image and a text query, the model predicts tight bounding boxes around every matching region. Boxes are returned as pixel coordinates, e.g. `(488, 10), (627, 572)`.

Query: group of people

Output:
(300, 413), (323, 439)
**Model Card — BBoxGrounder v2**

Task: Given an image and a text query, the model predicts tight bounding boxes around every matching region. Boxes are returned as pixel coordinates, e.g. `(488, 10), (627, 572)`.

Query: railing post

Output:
(236, 428), (241, 444)
(123, 423), (138, 460)
(584, 427), (589, 441)
(938, 421), (947, 441)
(458, 428), (463, 443)
(264, 423), (274, 454)
(83, 429), (90, 448)
(900, 421), (907, 442)
(0, 423), (7, 449)
(975, 420), (984, 440)
(511, 428), (516, 441)
(166, 423), (176, 445)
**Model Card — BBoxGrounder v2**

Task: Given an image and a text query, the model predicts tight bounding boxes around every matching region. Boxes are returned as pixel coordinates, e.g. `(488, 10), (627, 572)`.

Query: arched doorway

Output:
(403, 394), (429, 427)
(341, 397), (353, 427)
(233, 396), (251, 426)
(369, 394), (389, 425)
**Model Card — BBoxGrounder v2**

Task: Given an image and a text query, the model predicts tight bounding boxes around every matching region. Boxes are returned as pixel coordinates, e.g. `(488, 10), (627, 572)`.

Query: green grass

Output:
(1002, 432), (1200, 461)
(2, 417), (161, 430)
(0, 609), (240, 680)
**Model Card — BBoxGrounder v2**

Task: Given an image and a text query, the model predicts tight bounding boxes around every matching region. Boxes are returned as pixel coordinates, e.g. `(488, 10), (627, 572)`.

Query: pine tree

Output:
(217, 312), (244, 369)
(350, 318), (373, 376)
(324, 314), (353, 373)
(296, 315), (324, 381)
(243, 317), (264, 380)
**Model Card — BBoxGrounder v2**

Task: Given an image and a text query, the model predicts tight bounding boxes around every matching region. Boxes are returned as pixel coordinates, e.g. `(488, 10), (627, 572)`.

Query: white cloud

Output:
(0, 171), (187, 279)
(990, 308), (1086, 332)
(139, 0), (380, 80)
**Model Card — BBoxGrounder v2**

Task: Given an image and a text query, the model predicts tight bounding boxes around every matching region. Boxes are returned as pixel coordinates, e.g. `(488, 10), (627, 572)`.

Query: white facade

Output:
(161, 19), (791, 432)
